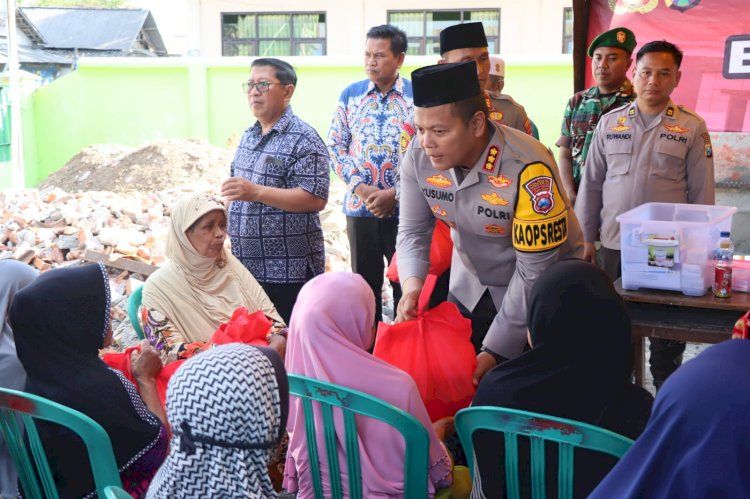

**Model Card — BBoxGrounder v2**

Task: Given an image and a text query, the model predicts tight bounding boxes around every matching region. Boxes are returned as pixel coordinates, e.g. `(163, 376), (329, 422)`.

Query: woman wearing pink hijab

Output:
(283, 272), (453, 498)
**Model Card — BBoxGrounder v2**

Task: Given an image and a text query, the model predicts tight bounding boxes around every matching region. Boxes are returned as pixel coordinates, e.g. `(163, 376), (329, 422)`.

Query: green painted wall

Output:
(3, 58), (573, 189)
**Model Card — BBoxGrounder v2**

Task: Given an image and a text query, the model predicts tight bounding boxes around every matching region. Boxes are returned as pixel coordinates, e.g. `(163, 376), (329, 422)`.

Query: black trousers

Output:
(260, 280), (307, 325)
(600, 246), (685, 387)
(450, 289), (497, 354)
(346, 216), (401, 322)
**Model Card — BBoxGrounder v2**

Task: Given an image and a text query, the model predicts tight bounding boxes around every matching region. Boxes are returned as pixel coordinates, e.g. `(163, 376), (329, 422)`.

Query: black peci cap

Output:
(440, 22), (488, 55)
(412, 61), (481, 108)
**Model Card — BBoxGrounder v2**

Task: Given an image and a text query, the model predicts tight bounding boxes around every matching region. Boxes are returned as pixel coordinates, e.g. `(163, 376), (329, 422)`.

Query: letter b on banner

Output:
(724, 35), (750, 79)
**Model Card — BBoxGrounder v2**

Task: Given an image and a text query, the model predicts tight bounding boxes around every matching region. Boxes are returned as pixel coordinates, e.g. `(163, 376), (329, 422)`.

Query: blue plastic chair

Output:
(0, 387), (123, 499)
(128, 284), (144, 340)
(103, 485), (132, 499)
(288, 374), (430, 499)
(456, 406), (634, 499)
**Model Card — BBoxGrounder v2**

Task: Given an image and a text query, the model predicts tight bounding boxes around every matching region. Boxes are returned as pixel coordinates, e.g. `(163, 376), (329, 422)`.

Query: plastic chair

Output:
(103, 485), (132, 499)
(288, 374), (430, 499)
(128, 284), (144, 340)
(456, 406), (634, 499)
(0, 387), (123, 499)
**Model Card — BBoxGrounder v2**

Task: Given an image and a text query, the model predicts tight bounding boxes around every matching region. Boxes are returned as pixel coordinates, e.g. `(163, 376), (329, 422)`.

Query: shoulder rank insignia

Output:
(425, 174), (453, 188)
(628, 107), (636, 117)
(524, 118), (533, 136)
(488, 173), (512, 189)
(481, 192), (509, 206)
(399, 123), (416, 155)
(431, 205), (447, 216)
(483, 145), (500, 172)
(702, 132), (713, 158)
(663, 123), (689, 133)
(609, 116), (631, 132)
(666, 106), (675, 117)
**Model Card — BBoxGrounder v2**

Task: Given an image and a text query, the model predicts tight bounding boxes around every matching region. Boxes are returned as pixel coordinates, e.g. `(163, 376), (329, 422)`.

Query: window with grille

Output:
(562, 7), (574, 54)
(388, 9), (500, 56)
(222, 12), (326, 56)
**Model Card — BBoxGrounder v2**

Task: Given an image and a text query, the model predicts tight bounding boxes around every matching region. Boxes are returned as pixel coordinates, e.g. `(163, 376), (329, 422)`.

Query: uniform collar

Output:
(450, 123), (504, 189)
(588, 79), (634, 99)
(626, 99), (679, 130)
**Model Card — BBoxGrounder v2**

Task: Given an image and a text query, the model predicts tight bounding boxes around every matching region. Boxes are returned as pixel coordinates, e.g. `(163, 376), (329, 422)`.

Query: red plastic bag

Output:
(373, 275), (476, 421)
(387, 221), (453, 283)
(212, 307), (273, 346)
(102, 346), (184, 408)
(103, 307), (272, 408)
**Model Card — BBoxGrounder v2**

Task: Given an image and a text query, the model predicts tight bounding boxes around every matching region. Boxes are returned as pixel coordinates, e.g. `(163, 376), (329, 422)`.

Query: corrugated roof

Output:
(0, 41), (71, 64)
(19, 7), (166, 54)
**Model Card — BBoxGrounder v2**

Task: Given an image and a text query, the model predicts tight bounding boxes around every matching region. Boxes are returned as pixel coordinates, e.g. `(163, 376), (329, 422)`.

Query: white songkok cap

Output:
(489, 55), (505, 77)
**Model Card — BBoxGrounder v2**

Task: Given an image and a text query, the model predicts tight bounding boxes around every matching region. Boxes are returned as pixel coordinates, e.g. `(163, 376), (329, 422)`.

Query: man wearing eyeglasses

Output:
(327, 25), (413, 322)
(222, 58), (329, 323)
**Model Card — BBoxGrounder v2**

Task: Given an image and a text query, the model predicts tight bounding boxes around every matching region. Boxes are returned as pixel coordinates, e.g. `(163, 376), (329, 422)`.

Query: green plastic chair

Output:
(0, 387), (123, 499)
(128, 284), (145, 340)
(288, 374), (430, 499)
(456, 406), (634, 499)
(104, 485), (132, 499)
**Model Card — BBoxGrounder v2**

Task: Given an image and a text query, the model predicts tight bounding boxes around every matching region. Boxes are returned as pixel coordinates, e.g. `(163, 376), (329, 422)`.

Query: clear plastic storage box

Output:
(616, 203), (737, 296)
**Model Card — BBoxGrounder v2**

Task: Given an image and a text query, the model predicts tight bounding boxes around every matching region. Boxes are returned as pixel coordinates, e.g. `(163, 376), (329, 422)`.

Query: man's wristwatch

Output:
(480, 346), (507, 364)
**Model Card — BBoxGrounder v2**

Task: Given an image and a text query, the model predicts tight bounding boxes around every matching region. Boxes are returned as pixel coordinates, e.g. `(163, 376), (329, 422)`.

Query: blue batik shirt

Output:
(228, 106), (330, 284)
(327, 76), (413, 217)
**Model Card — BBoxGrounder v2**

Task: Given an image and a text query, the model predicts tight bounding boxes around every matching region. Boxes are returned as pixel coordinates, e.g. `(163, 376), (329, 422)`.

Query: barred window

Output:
(562, 7), (574, 54)
(222, 12), (326, 56)
(388, 9), (501, 56)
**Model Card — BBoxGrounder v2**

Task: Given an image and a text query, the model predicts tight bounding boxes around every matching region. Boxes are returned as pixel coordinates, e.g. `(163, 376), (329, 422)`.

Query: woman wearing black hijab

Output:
(470, 259), (653, 498)
(10, 263), (168, 498)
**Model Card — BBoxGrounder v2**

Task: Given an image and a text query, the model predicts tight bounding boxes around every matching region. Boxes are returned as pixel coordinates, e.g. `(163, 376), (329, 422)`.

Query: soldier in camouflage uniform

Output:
(556, 27), (637, 205)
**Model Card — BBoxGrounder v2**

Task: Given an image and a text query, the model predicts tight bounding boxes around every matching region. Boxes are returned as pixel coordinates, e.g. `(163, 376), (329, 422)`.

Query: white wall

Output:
(130, 0), (573, 57)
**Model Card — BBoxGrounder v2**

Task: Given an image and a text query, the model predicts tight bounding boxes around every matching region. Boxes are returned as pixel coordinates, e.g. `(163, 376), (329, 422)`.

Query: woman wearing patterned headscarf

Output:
(0, 260), (37, 495)
(10, 263), (168, 497)
(284, 272), (453, 498)
(142, 192), (286, 363)
(147, 343), (288, 497)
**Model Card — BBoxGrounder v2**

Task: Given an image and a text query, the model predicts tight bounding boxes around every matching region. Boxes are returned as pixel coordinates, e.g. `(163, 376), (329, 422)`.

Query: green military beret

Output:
(587, 27), (636, 56)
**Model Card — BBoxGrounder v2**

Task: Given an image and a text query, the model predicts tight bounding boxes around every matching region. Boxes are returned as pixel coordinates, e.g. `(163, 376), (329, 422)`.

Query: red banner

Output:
(587, 0), (750, 134)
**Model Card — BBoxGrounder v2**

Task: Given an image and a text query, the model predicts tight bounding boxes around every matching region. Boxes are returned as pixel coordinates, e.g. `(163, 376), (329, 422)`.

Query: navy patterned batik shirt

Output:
(228, 106), (330, 284)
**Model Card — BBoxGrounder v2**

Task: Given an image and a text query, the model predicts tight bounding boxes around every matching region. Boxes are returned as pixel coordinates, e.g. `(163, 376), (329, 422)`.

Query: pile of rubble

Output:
(0, 182), (350, 274)
(39, 139), (234, 195)
(2, 139), (353, 348)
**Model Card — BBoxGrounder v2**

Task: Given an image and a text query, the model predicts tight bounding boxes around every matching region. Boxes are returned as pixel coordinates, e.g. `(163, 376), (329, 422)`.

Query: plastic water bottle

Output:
(713, 231), (734, 298)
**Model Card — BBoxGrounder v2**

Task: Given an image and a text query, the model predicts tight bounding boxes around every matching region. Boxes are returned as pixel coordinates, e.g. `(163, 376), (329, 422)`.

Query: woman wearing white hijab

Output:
(142, 193), (285, 362)
(0, 259), (38, 495)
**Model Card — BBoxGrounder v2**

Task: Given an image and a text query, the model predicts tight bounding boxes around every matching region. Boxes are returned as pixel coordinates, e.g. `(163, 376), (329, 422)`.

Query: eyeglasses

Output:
(242, 81), (282, 94)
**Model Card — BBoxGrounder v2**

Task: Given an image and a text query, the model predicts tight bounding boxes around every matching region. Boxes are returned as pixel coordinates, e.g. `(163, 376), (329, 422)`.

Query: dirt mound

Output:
(40, 139), (233, 194)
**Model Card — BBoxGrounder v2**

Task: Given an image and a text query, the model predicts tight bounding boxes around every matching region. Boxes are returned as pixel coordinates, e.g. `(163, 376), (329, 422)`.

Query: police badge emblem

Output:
(523, 176), (555, 215)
